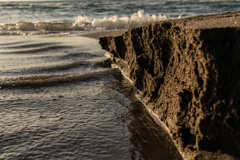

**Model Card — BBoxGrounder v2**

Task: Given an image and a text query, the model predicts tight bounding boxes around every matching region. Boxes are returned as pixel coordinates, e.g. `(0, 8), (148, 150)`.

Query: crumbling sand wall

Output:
(99, 11), (240, 159)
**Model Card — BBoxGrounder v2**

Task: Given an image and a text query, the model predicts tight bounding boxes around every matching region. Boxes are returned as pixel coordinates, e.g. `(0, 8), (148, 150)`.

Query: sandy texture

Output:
(99, 11), (240, 160)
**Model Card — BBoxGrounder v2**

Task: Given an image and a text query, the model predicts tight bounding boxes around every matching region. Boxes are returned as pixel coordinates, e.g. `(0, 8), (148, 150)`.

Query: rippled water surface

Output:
(1, 0), (240, 35)
(0, 35), (182, 159)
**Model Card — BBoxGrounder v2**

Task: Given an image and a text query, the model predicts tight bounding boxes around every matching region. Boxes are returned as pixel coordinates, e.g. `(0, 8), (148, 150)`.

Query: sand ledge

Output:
(99, 11), (240, 160)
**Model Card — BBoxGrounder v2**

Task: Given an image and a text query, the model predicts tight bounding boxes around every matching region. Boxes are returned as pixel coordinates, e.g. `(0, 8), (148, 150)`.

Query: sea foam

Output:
(0, 10), (168, 35)
(74, 10), (168, 30)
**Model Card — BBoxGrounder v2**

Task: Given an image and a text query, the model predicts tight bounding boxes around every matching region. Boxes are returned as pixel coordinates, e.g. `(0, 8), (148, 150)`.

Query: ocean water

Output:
(1, 0), (240, 35)
(0, 0), (240, 160)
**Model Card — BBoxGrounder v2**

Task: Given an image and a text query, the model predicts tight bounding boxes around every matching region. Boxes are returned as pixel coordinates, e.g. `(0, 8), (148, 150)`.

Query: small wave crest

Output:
(73, 10), (168, 30)
(0, 3), (59, 9)
(0, 21), (75, 35)
(0, 10), (167, 35)
(0, 69), (117, 89)
(0, 45), (70, 54)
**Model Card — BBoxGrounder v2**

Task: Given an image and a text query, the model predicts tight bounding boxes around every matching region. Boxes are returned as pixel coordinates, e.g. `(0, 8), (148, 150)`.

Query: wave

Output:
(0, 60), (90, 76)
(0, 69), (117, 89)
(74, 10), (168, 30)
(0, 3), (60, 9)
(0, 21), (73, 31)
(0, 1), (156, 8)
(1, 45), (70, 54)
(0, 10), (168, 35)
(1, 42), (59, 49)
(59, 52), (101, 60)
(0, 41), (29, 46)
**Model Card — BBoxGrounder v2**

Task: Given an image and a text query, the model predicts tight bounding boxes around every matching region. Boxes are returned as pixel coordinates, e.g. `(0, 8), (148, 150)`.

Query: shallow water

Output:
(0, 35), (183, 159)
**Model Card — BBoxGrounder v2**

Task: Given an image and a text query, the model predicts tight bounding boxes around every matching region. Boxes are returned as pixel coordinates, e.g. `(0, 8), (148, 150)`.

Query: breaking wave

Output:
(73, 10), (168, 30)
(0, 10), (167, 35)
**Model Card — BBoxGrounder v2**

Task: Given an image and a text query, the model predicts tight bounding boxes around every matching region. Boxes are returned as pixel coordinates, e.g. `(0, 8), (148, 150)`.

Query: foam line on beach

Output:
(73, 10), (168, 30)
(0, 10), (168, 35)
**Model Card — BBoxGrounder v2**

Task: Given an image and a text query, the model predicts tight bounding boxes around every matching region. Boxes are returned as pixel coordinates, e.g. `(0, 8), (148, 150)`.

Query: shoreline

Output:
(81, 30), (126, 39)
(99, 11), (240, 160)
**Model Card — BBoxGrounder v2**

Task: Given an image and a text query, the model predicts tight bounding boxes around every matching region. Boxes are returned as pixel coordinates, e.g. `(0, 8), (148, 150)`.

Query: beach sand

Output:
(99, 11), (240, 160)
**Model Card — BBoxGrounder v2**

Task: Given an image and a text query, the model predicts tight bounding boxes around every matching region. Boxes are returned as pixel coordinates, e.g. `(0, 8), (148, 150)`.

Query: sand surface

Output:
(99, 11), (240, 160)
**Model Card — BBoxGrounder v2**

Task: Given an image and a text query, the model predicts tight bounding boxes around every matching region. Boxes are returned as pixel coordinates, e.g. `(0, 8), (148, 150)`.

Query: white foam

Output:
(0, 10), (168, 35)
(73, 10), (168, 30)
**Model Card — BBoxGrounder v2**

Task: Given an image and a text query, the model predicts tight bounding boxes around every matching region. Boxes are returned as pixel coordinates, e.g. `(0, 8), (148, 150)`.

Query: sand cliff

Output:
(99, 11), (240, 160)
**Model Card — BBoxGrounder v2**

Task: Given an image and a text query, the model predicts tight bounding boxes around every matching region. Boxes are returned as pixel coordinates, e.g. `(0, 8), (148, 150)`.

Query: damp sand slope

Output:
(99, 11), (240, 160)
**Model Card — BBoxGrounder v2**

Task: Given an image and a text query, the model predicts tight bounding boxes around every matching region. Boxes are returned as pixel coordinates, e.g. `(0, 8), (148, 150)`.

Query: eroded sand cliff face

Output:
(99, 11), (240, 160)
